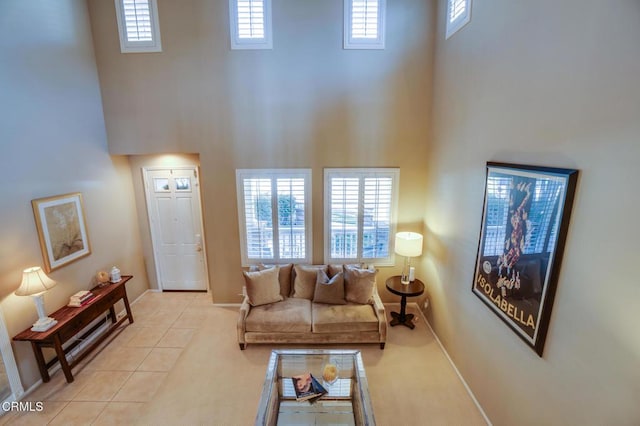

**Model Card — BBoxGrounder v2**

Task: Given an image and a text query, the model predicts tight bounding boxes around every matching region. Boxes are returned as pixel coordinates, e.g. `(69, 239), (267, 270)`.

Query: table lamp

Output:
(15, 266), (58, 332)
(395, 232), (423, 284)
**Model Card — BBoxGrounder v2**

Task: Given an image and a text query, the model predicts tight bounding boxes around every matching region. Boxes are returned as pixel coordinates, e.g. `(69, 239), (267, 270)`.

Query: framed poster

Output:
(472, 162), (578, 356)
(32, 192), (91, 273)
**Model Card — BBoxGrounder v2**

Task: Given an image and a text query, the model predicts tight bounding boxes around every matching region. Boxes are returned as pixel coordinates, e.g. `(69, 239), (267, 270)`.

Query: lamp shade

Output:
(395, 232), (423, 257)
(15, 266), (57, 296)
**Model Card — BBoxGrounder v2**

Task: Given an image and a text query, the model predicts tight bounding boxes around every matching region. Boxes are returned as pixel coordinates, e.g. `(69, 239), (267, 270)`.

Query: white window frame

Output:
(229, 0), (273, 50)
(324, 168), (399, 265)
(446, 0), (472, 39)
(236, 169), (312, 266)
(114, 0), (162, 53)
(344, 0), (386, 50)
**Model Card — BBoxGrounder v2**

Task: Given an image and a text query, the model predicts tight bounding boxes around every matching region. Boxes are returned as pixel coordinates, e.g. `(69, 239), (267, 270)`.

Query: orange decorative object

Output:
(96, 271), (109, 284)
(322, 363), (338, 384)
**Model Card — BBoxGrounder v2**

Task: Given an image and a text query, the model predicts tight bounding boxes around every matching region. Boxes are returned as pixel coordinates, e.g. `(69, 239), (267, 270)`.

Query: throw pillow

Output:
(242, 266), (284, 306)
(328, 264), (344, 278)
(292, 265), (328, 300)
(344, 265), (377, 304)
(313, 270), (346, 305)
(258, 263), (293, 298)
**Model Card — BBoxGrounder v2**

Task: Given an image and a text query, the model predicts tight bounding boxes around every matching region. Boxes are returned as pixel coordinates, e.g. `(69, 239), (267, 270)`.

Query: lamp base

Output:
(31, 317), (57, 332)
(401, 257), (411, 284)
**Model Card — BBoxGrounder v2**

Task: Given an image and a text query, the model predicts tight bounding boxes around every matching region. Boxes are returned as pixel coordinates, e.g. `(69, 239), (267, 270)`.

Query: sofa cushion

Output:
(292, 265), (328, 300)
(312, 303), (379, 333)
(328, 264), (344, 277)
(313, 270), (346, 305)
(258, 263), (293, 298)
(344, 265), (377, 304)
(243, 267), (284, 307)
(245, 298), (312, 333)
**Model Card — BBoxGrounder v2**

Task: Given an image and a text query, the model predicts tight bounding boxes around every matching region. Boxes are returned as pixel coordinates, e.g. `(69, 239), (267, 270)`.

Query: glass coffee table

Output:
(255, 349), (376, 425)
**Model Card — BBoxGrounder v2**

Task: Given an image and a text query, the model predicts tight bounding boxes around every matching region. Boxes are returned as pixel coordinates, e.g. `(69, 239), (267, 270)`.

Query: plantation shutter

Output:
(236, 0), (265, 39)
(115, 0), (161, 52)
(230, 0), (272, 49)
(123, 0), (153, 42)
(276, 178), (306, 259)
(449, 0), (467, 23)
(351, 0), (379, 39)
(242, 178), (274, 260)
(329, 178), (361, 259)
(446, 0), (471, 39)
(237, 170), (311, 265)
(363, 177), (393, 259)
(344, 0), (385, 49)
(325, 169), (398, 264)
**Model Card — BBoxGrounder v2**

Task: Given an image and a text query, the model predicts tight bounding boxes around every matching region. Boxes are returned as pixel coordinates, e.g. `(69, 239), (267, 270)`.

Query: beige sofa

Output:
(237, 264), (387, 350)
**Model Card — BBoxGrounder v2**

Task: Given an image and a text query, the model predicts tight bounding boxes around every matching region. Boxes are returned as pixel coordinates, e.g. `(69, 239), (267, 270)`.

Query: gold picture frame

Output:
(32, 193), (91, 273)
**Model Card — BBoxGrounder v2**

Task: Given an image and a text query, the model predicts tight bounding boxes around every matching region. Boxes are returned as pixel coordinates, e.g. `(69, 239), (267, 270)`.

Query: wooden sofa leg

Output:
(239, 343), (246, 350)
(380, 343), (385, 350)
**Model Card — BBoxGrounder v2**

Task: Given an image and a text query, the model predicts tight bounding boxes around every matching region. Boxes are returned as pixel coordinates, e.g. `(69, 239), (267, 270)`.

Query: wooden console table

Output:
(13, 275), (134, 383)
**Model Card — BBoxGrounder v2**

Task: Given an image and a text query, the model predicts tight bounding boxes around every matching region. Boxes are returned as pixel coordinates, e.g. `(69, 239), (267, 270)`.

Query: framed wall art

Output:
(32, 192), (91, 273)
(472, 162), (578, 356)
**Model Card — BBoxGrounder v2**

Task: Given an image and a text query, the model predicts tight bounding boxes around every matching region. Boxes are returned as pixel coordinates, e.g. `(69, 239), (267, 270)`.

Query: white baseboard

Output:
(409, 302), (492, 426)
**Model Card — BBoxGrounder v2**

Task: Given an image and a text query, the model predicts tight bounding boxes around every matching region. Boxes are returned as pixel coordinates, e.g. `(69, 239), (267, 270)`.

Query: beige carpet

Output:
(140, 302), (486, 425)
(2, 292), (486, 425)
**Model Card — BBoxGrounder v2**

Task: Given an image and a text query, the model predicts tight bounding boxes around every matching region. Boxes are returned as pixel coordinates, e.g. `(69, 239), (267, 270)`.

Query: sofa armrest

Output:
(237, 287), (251, 349)
(371, 286), (387, 346)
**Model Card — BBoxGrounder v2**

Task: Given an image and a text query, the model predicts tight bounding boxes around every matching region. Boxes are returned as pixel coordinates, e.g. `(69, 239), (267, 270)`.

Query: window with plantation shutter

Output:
(446, 0), (472, 39)
(324, 168), (399, 265)
(229, 0), (273, 50)
(114, 0), (162, 53)
(344, 0), (386, 49)
(236, 170), (311, 265)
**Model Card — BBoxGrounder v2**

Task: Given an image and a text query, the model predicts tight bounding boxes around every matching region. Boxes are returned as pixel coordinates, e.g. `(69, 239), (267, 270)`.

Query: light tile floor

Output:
(1, 291), (208, 425)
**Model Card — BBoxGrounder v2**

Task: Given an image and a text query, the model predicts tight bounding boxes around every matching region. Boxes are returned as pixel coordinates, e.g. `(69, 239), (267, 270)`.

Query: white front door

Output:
(143, 167), (208, 291)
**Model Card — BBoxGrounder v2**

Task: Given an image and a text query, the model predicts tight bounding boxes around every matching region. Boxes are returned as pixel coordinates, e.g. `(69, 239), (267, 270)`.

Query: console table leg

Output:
(31, 342), (50, 383)
(123, 294), (134, 324)
(53, 334), (74, 383)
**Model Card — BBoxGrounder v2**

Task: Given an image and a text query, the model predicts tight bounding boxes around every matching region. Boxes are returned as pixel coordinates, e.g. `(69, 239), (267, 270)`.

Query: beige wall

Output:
(0, 0), (149, 390)
(425, 0), (640, 424)
(88, 0), (435, 303)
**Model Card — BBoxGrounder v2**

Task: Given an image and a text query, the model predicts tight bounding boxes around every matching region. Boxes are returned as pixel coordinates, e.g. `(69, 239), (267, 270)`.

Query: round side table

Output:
(385, 276), (425, 329)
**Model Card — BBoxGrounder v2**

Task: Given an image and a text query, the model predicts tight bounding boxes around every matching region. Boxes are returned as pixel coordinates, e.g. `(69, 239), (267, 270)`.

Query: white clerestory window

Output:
(446, 0), (472, 39)
(229, 0), (273, 50)
(114, 0), (162, 53)
(324, 168), (399, 265)
(236, 169), (312, 266)
(344, 0), (386, 49)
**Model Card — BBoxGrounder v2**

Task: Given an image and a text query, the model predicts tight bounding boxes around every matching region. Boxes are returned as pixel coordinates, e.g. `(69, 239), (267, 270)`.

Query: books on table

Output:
(67, 290), (95, 307)
(291, 373), (327, 403)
